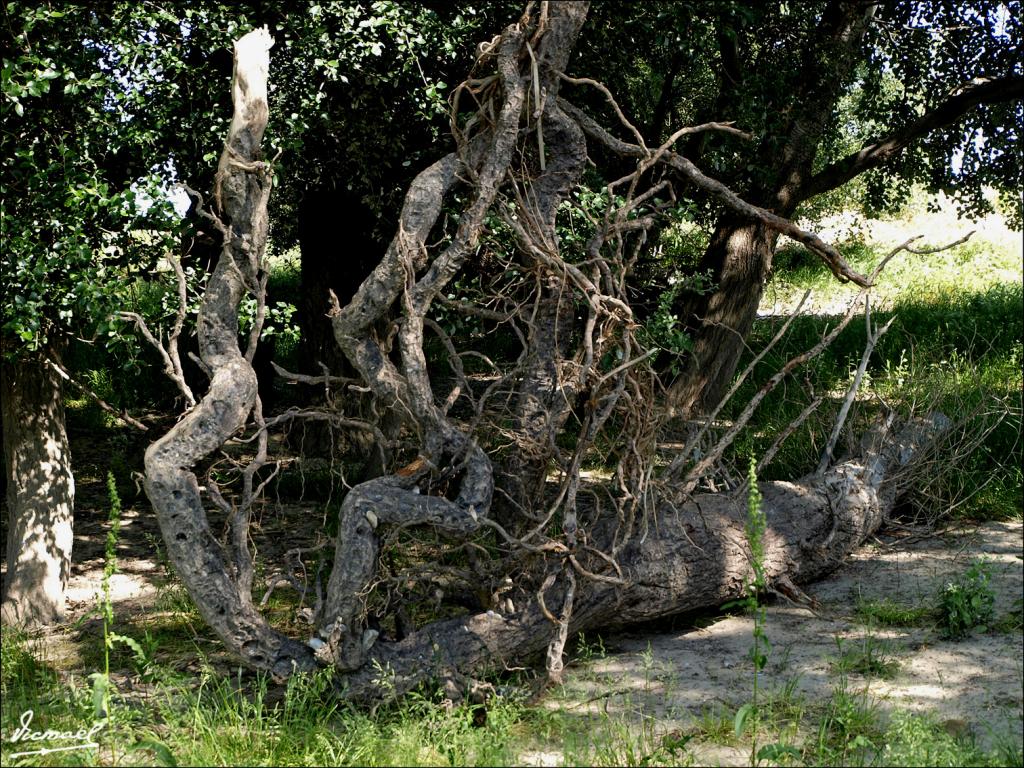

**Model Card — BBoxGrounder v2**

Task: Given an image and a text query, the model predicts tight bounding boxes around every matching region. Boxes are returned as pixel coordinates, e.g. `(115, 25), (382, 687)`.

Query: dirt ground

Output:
(17, 470), (1023, 765)
(520, 520), (1024, 765)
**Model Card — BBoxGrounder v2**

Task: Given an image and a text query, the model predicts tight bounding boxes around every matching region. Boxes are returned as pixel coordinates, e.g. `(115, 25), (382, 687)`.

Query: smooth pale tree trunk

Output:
(1, 350), (74, 626)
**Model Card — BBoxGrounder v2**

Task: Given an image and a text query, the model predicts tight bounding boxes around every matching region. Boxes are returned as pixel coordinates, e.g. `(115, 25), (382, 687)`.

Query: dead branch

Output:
(270, 361), (359, 389)
(817, 295), (896, 473)
(758, 395), (825, 472)
(118, 251), (196, 409)
(671, 289), (812, 475)
(673, 243), (907, 492)
(559, 96), (871, 286)
(45, 356), (148, 431)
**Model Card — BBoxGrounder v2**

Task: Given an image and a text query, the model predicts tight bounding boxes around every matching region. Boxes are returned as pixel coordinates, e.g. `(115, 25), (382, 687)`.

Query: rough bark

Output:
(334, 414), (947, 703)
(1, 349), (74, 627)
(667, 219), (778, 417)
(309, 0), (898, 691)
(506, 3), (590, 508)
(143, 28), (316, 678)
(667, 0), (877, 418)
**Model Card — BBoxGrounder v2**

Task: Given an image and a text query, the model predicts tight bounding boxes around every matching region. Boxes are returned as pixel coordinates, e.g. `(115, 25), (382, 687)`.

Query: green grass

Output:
(991, 599), (1024, 634)
(691, 704), (738, 745)
(0, 628), (533, 767)
(830, 634), (901, 680)
(879, 710), (1022, 767)
(854, 596), (933, 628)
(557, 710), (696, 767)
(803, 676), (884, 765)
(769, 224), (1023, 308)
(723, 230), (1023, 523)
(5, 617), (1021, 767)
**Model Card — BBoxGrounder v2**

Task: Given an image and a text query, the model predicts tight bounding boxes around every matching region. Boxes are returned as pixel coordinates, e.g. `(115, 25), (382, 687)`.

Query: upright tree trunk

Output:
(1, 349), (74, 627)
(668, 219), (778, 418)
(667, 1), (877, 420)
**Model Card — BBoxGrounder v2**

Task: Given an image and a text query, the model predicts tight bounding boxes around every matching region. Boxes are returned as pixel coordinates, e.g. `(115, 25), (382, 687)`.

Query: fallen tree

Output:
(143, 3), (986, 703)
(332, 412), (951, 703)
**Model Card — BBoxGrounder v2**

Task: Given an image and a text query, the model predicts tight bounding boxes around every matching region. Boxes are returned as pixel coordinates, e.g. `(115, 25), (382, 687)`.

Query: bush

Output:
(939, 560), (996, 639)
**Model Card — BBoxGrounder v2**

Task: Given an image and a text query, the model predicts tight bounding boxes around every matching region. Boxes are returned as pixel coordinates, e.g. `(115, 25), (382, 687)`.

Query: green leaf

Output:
(72, 605), (101, 629)
(88, 671), (110, 719)
(734, 703), (755, 738)
(849, 734), (874, 750)
(110, 632), (146, 663)
(132, 740), (178, 767)
(756, 743), (801, 762)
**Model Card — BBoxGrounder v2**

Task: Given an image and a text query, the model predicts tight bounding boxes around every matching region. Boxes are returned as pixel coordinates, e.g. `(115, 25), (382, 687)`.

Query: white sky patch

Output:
(169, 185), (191, 216)
(128, 158), (190, 218)
(950, 128), (988, 176)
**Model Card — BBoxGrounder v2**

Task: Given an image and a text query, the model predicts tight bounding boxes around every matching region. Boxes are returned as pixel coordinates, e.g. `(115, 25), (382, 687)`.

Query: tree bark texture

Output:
(143, 28), (317, 678)
(1, 350), (74, 627)
(668, 219), (778, 417)
(334, 415), (946, 703)
(667, 1), (878, 419)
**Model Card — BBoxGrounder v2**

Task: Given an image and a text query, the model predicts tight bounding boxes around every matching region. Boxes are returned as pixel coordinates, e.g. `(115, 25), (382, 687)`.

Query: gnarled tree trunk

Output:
(143, 28), (316, 678)
(333, 415), (947, 703)
(1, 348), (74, 627)
(140, 3), (986, 709)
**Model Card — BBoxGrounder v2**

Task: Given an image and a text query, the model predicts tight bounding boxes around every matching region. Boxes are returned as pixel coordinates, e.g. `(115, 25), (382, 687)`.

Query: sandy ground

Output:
(521, 520), (1024, 766)
(24, 507), (1023, 766)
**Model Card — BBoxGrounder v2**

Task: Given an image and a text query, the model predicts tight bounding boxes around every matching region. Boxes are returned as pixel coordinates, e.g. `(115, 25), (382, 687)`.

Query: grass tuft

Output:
(854, 596), (933, 628)
(830, 634), (902, 680)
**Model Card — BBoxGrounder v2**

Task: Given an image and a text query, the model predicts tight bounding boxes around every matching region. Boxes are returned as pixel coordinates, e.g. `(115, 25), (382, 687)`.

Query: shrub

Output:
(939, 560), (996, 639)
